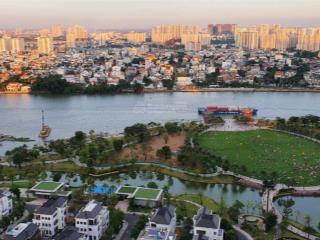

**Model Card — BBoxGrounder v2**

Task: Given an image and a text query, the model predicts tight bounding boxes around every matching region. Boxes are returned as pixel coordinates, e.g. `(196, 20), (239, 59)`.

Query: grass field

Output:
(117, 186), (137, 194)
(32, 181), (62, 191)
(134, 188), (161, 199)
(198, 130), (320, 186)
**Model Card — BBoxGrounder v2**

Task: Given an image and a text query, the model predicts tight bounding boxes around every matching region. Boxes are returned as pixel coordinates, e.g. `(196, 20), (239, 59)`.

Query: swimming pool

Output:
(88, 184), (117, 195)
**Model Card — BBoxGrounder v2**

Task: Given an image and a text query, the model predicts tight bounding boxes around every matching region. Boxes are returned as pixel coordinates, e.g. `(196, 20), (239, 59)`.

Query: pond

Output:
(95, 171), (262, 211)
(275, 196), (320, 230)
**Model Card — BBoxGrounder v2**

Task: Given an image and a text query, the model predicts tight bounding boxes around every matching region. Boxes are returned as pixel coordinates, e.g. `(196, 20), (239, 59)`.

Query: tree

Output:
(278, 199), (295, 237)
(264, 212), (278, 232)
(147, 181), (158, 189)
(52, 172), (62, 182)
(113, 139), (124, 152)
(163, 133), (169, 144)
(124, 123), (150, 143)
(228, 200), (244, 221)
(156, 146), (172, 160)
(10, 186), (21, 200)
(141, 143), (152, 161)
(130, 215), (148, 238)
(164, 122), (181, 134)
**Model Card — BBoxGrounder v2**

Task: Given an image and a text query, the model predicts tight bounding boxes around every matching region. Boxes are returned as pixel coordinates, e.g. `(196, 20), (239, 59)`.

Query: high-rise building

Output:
(0, 36), (12, 52)
(151, 25), (200, 43)
(15, 27), (22, 35)
(126, 32), (146, 43)
(181, 33), (211, 48)
(297, 28), (320, 52)
(208, 24), (237, 35)
(236, 29), (259, 50)
(66, 25), (88, 48)
(37, 36), (53, 54)
(51, 24), (63, 37)
(91, 32), (114, 46)
(11, 38), (25, 52)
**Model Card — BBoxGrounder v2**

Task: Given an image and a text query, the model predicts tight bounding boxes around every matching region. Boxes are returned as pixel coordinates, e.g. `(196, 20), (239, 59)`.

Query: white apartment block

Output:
(0, 189), (13, 219)
(32, 197), (68, 237)
(193, 208), (224, 240)
(75, 200), (109, 240)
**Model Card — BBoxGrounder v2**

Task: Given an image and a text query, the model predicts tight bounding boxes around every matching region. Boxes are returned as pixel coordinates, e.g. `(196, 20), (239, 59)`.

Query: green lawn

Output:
(198, 130), (320, 186)
(32, 181), (62, 191)
(134, 188), (161, 199)
(118, 186), (137, 194)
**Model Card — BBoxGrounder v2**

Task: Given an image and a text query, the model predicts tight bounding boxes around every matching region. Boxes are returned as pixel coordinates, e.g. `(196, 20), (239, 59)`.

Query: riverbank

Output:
(1, 87), (320, 95)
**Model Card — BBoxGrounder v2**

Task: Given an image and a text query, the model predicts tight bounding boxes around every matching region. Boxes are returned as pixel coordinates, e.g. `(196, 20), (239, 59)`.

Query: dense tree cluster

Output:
(275, 115), (320, 139)
(31, 75), (145, 94)
(5, 145), (39, 167)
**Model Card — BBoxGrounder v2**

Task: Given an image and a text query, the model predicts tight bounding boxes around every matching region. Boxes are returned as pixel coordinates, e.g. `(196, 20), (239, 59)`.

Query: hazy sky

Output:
(1, 0), (319, 29)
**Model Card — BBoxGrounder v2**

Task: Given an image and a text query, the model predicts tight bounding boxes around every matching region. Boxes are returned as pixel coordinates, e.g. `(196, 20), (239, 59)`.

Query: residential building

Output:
(152, 25), (200, 43)
(127, 32), (147, 43)
(138, 206), (176, 240)
(11, 38), (25, 52)
(0, 36), (12, 52)
(236, 29), (259, 50)
(51, 24), (63, 37)
(0, 189), (13, 219)
(192, 208), (224, 240)
(3, 222), (41, 240)
(210, 24), (237, 35)
(37, 36), (53, 54)
(66, 25), (88, 48)
(75, 200), (109, 240)
(32, 197), (68, 237)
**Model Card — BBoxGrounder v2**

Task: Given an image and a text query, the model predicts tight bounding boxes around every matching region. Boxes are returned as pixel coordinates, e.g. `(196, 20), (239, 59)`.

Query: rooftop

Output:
(55, 226), (83, 240)
(194, 208), (221, 230)
(34, 197), (67, 215)
(30, 181), (64, 193)
(4, 222), (38, 240)
(76, 200), (104, 220)
(150, 206), (175, 225)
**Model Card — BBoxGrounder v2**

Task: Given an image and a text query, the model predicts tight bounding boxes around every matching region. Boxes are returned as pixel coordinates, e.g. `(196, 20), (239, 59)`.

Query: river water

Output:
(1, 92), (320, 228)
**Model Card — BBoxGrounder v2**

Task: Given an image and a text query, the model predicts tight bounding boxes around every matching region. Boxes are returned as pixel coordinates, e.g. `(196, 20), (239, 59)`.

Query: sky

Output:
(0, 0), (319, 30)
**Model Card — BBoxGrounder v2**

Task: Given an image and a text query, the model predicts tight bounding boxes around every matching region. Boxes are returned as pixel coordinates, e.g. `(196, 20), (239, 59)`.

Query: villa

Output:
(75, 200), (109, 240)
(0, 189), (13, 220)
(138, 206), (177, 240)
(32, 197), (68, 237)
(192, 208), (224, 240)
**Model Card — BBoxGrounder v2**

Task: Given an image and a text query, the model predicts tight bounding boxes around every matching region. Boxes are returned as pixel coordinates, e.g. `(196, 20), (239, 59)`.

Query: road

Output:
(121, 214), (139, 240)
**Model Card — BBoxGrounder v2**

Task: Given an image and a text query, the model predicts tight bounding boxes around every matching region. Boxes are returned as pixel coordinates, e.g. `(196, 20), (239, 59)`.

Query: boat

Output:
(39, 110), (51, 138)
(198, 106), (258, 117)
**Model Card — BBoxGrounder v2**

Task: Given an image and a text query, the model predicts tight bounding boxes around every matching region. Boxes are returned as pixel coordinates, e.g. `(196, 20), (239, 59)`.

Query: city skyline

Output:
(0, 0), (319, 30)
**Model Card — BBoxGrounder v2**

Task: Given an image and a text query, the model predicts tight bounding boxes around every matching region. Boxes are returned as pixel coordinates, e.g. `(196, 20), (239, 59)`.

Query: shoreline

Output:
(1, 87), (320, 95)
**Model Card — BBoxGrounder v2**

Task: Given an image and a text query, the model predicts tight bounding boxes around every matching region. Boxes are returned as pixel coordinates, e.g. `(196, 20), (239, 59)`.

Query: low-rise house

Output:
(32, 197), (68, 237)
(3, 222), (41, 240)
(75, 200), (109, 240)
(0, 189), (13, 219)
(192, 208), (224, 240)
(138, 206), (176, 240)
